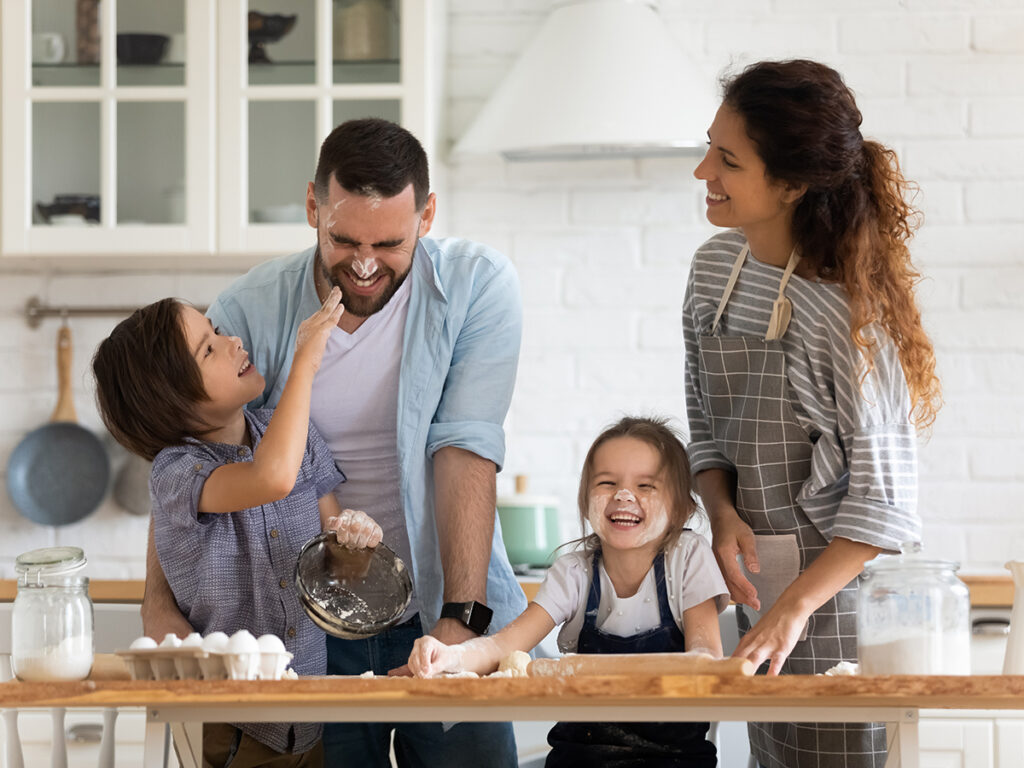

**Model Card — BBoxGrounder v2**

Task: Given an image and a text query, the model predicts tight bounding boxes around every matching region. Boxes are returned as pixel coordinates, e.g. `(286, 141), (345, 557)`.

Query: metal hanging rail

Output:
(24, 296), (207, 329)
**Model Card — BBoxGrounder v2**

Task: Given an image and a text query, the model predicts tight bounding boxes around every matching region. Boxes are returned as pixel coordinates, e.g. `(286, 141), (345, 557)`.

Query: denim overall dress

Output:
(545, 549), (717, 768)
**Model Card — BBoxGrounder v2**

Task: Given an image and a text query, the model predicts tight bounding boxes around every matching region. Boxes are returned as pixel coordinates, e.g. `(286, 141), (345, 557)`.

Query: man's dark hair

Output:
(313, 118), (430, 210)
(92, 299), (210, 461)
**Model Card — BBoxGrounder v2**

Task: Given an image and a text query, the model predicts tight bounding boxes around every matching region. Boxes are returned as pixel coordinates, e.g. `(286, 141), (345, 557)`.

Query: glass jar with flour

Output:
(857, 542), (970, 675)
(11, 546), (94, 681)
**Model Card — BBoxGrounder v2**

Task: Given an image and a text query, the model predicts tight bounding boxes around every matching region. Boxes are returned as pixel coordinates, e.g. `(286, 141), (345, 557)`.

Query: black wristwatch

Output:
(440, 601), (493, 635)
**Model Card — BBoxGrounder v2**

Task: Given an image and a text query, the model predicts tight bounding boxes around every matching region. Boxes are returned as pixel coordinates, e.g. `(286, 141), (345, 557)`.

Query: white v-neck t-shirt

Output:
(310, 276), (418, 619)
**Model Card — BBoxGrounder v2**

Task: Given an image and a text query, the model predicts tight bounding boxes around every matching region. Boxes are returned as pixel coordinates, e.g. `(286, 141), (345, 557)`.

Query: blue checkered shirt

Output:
(151, 408), (344, 754)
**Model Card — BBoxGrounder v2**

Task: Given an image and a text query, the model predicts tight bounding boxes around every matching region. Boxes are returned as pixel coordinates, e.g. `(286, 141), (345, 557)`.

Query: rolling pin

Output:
(528, 653), (755, 677)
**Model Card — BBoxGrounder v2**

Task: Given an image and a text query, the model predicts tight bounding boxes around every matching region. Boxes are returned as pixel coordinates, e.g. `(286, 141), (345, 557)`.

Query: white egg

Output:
(160, 633), (182, 648)
(227, 629), (259, 654)
(257, 634), (286, 653)
(202, 631), (230, 653)
(181, 632), (203, 648)
(129, 636), (157, 650)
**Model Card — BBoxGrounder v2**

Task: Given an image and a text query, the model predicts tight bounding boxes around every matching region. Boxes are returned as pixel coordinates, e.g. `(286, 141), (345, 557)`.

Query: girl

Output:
(93, 287), (382, 768)
(408, 416), (729, 768)
(684, 59), (940, 767)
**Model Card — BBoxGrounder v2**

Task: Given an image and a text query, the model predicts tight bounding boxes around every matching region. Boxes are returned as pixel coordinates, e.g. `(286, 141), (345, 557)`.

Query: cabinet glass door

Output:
(3, 0), (214, 256)
(220, 0), (411, 254)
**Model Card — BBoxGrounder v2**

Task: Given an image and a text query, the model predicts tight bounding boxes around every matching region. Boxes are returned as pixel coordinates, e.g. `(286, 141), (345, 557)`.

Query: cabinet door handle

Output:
(66, 722), (104, 743)
(972, 617), (1011, 636)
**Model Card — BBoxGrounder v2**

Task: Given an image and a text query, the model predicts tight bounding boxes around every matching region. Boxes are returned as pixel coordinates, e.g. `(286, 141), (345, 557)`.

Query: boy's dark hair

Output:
(574, 415), (698, 553)
(92, 299), (209, 461)
(312, 117), (430, 211)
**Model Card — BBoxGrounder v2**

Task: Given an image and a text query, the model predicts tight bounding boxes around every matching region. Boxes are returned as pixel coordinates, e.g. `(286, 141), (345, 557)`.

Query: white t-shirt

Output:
(533, 531), (729, 653)
(310, 276), (418, 619)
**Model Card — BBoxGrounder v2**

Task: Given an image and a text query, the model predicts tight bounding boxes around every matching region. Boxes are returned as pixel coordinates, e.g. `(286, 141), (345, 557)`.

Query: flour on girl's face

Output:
(587, 489), (670, 550)
(585, 436), (674, 552)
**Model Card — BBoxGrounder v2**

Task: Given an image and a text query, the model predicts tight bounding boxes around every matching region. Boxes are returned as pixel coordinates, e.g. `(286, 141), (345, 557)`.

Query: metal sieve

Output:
(294, 531), (412, 639)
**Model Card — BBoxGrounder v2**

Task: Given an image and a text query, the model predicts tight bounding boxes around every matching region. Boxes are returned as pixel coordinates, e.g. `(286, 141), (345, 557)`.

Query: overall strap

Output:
(584, 549), (603, 615)
(653, 551), (675, 626)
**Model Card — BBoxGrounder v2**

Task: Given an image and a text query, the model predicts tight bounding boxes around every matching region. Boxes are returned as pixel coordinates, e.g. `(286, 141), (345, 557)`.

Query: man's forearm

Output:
(433, 446), (494, 604)
(141, 517), (193, 638)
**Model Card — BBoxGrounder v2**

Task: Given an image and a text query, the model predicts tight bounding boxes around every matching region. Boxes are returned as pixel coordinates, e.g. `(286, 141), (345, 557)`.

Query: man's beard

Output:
(317, 246), (414, 318)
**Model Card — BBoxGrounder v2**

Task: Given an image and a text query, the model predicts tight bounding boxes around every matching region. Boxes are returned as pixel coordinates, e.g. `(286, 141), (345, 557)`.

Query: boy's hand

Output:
(408, 635), (461, 678)
(294, 286), (343, 372)
(327, 509), (383, 549)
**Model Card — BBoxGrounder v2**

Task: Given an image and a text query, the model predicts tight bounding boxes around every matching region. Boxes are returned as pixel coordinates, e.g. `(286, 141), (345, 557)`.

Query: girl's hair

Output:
(92, 299), (210, 460)
(573, 416), (698, 553)
(722, 59), (941, 430)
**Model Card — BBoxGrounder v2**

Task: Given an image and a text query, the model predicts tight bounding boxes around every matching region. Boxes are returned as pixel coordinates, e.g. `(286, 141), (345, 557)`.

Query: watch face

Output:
(443, 601), (492, 634)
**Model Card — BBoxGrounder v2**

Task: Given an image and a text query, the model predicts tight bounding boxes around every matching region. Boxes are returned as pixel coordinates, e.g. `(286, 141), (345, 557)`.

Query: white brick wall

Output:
(0, 0), (1022, 579)
(445, 0), (1024, 571)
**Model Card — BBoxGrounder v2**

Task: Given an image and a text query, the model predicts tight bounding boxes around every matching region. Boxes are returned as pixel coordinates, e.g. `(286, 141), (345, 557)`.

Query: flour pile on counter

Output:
(118, 631), (295, 681)
(820, 661), (860, 676)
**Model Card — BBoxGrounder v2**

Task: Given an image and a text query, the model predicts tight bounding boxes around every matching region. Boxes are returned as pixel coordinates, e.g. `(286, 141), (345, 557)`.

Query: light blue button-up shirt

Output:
(207, 237), (527, 633)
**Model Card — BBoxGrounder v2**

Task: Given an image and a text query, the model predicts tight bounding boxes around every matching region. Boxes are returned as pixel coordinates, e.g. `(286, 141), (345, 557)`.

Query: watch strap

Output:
(440, 601), (493, 634)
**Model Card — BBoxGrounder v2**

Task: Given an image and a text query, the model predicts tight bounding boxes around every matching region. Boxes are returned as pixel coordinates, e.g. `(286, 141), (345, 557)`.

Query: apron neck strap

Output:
(711, 244), (801, 338)
(711, 245), (749, 334)
(764, 247), (801, 341)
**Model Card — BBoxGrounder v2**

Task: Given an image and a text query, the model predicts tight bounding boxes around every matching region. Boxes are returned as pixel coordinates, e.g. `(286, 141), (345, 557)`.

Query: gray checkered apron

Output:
(698, 246), (887, 768)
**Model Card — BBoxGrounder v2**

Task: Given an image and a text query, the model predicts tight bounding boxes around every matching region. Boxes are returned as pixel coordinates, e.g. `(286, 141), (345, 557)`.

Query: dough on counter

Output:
(821, 661), (860, 676)
(497, 650), (531, 677)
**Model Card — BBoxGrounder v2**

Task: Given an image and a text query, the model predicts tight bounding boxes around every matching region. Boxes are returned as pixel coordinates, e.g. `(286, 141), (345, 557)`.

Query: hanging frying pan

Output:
(6, 324), (110, 526)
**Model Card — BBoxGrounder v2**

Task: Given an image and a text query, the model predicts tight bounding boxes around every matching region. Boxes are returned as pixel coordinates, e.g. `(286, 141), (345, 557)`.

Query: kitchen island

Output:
(3, 672), (1023, 768)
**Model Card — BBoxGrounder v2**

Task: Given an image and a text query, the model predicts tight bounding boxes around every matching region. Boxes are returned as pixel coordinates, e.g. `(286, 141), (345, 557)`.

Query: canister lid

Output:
(863, 541), (960, 573)
(497, 495), (560, 508)
(15, 546), (87, 576)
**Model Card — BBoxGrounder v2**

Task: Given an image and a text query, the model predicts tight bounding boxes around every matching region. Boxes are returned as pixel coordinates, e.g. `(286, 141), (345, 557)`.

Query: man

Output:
(142, 118), (525, 766)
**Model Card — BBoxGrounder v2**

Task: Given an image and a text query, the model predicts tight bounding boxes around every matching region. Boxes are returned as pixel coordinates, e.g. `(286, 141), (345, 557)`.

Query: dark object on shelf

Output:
(76, 0), (100, 64)
(36, 194), (101, 223)
(248, 12), (297, 64)
(116, 33), (169, 65)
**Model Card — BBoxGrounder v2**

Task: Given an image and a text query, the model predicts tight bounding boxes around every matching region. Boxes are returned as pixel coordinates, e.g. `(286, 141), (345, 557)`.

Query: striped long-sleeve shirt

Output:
(683, 229), (920, 552)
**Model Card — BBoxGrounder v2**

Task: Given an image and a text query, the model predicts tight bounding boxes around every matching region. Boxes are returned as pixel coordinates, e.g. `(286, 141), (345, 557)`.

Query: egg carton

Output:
(116, 634), (293, 681)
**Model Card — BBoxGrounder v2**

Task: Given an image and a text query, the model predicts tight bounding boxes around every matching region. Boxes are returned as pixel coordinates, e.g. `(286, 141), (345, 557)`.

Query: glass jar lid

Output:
(863, 541), (960, 573)
(15, 546), (87, 577)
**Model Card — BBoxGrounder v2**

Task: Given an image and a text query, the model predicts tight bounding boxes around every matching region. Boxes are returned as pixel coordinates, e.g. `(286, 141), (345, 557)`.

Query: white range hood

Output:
(452, 0), (719, 161)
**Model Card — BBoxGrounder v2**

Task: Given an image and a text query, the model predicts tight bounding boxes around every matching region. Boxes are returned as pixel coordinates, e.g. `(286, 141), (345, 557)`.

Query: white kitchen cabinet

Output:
(1, 708), (180, 768)
(1, 0), (444, 261)
(919, 710), (1024, 768)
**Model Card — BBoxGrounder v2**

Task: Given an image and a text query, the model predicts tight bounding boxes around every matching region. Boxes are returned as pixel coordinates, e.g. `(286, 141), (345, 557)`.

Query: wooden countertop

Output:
(0, 574), (1011, 607)
(3, 674), (1024, 713)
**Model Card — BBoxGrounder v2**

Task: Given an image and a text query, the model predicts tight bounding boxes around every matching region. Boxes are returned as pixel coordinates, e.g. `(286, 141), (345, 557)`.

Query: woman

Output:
(683, 59), (941, 767)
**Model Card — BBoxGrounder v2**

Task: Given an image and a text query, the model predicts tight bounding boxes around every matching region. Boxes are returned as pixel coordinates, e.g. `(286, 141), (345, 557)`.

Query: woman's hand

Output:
(294, 286), (343, 373)
(710, 506), (761, 610)
(327, 508), (383, 549)
(732, 596), (814, 676)
(408, 635), (463, 678)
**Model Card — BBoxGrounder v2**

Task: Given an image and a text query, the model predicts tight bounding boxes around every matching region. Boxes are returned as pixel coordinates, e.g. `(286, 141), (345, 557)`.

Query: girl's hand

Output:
(732, 598), (813, 676)
(326, 509), (383, 549)
(408, 635), (462, 678)
(294, 286), (344, 373)
(710, 506), (761, 610)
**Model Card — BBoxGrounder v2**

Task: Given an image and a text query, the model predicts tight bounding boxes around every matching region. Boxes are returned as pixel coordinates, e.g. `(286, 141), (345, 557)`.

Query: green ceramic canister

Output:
(496, 476), (561, 568)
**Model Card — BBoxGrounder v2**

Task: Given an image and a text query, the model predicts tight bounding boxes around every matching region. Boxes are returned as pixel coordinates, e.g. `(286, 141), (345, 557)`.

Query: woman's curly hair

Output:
(723, 59), (941, 430)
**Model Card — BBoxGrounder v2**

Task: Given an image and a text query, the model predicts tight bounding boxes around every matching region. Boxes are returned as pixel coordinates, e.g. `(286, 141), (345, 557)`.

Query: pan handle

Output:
(50, 325), (77, 424)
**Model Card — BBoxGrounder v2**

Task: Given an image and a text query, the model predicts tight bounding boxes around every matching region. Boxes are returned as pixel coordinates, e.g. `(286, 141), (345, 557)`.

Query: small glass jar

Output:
(11, 546), (94, 682)
(857, 542), (970, 675)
